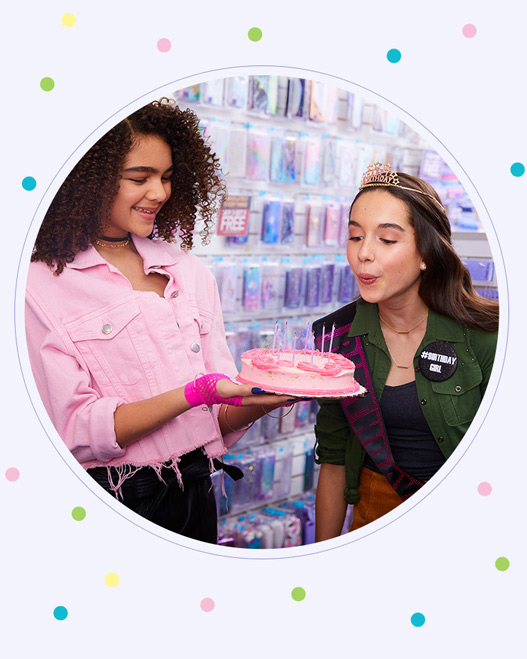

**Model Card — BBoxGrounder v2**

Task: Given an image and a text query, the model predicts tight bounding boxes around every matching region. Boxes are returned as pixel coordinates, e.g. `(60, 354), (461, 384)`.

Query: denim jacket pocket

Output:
(65, 299), (155, 387)
(431, 363), (483, 427)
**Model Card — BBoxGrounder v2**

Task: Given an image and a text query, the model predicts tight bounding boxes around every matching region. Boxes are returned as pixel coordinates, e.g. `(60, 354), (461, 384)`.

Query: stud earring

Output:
(420, 263), (427, 270)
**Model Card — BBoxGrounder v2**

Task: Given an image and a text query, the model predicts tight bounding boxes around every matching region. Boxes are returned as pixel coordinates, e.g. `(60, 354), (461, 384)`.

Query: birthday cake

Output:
(236, 348), (365, 398)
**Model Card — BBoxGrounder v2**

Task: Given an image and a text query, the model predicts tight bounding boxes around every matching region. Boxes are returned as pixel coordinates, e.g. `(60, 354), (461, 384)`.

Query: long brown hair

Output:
(351, 172), (499, 332)
(32, 98), (225, 274)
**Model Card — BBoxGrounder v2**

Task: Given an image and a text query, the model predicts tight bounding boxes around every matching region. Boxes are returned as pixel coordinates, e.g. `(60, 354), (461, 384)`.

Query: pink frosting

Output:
(251, 355), (280, 370)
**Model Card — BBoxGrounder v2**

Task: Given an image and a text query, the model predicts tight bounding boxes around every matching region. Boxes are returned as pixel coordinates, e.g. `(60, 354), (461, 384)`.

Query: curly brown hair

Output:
(351, 172), (499, 333)
(32, 98), (225, 274)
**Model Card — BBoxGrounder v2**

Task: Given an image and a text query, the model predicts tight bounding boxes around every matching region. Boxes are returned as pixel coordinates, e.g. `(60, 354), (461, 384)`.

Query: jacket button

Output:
(455, 385), (462, 392)
(171, 291), (180, 298)
(101, 324), (112, 335)
(437, 436), (444, 443)
(420, 399), (427, 405)
(191, 342), (201, 353)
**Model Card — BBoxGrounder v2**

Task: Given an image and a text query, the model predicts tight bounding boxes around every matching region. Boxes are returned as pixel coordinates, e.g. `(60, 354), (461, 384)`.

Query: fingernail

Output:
(287, 398), (297, 402)
(251, 387), (267, 394)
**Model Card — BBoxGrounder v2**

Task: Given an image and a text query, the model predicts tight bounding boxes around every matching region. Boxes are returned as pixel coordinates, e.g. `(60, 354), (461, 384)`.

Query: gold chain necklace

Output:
(384, 341), (413, 370)
(379, 312), (428, 334)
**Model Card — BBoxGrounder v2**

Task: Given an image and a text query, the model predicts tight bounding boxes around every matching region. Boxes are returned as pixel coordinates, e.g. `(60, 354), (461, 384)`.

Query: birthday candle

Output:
(303, 321), (309, 353)
(293, 332), (297, 364)
(272, 322), (278, 354)
(277, 323), (281, 360)
(321, 324), (326, 359)
(311, 331), (315, 363)
(284, 320), (288, 350)
(327, 323), (336, 363)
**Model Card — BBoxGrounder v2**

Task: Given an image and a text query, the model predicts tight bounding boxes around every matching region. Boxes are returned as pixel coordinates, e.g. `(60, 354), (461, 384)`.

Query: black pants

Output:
(88, 449), (217, 544)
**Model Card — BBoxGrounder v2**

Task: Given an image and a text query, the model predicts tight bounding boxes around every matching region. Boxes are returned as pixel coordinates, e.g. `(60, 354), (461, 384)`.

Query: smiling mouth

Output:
(133, 206), (157, 215)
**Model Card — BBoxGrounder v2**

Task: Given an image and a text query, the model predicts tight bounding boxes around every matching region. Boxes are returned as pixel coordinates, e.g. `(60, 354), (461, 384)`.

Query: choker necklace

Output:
(94, 234), (130, 249)
(379, 312), (428, 334)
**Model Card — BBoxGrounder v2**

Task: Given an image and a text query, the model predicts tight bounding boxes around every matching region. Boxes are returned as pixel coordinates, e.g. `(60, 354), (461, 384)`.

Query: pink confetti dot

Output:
(478, 482), (492, 496)
(5, 468), (20, 482)
(200, 598), (215, 613)
(462, 24), (477, 38)
(157, 38), (171, 53)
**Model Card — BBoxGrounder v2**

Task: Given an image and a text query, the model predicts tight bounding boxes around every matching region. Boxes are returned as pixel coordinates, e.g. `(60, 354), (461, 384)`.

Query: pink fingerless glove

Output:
(184, 373), (243, 408)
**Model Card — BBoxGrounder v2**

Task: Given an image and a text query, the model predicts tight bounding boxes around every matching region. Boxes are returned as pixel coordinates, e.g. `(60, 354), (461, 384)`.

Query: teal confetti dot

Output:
(411, 612), (426, 627)
(387, 49), (402, 63)
(22, 176), (37, 191)
(291, 587), (306, 601)
(53, 606), (68, 621)
(248, 27), (263, 42)
(510, 162), (525, 177)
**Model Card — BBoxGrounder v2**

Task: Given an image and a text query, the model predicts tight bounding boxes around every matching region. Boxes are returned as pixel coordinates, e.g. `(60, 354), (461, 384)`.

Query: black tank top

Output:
(362, 380), (446, 481)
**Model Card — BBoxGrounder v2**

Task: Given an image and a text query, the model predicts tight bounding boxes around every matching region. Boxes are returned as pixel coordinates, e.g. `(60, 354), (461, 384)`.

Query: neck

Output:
(377, 298), (429, 332)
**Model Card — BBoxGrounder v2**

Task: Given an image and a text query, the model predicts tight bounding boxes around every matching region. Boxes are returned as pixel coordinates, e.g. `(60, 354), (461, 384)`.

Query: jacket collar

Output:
(65, 235), (180, 271)
(348, 299), (467, 343)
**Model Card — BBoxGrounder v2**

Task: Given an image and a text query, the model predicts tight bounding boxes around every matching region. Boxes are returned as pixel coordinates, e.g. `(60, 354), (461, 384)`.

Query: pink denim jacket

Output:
(25, 236), (244, 479)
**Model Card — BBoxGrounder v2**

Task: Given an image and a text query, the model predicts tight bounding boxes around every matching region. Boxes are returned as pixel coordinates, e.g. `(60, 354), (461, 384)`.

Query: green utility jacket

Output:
(314, 300), (498, 504)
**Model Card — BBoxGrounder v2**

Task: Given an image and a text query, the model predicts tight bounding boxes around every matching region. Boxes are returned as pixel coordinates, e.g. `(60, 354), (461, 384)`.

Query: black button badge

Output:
(418, 342), (458, 382)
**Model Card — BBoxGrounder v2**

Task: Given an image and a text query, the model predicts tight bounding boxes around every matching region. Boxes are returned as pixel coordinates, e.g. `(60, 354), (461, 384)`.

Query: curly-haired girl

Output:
(26, 98), (290, 543)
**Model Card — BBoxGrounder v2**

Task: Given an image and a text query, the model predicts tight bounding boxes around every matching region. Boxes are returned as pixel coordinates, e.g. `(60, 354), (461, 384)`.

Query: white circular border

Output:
(14, 63), (509, 560)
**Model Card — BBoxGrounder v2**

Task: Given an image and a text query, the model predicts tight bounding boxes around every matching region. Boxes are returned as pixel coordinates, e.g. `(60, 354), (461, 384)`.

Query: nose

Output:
(357, 237), (375, 262)
(145, 176), (170, 202)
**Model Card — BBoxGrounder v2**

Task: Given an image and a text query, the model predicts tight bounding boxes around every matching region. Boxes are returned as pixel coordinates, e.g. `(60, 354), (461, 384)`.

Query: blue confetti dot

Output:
(53, 606), (68, 621)
(411, 612), (426, 627)
(22, 176), (37, 191)
(387, 48), (402, 63)
(511, 162), (525, 177)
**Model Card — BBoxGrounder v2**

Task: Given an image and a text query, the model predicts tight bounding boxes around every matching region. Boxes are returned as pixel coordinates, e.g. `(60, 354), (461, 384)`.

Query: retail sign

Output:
(217, 195), (251, 236)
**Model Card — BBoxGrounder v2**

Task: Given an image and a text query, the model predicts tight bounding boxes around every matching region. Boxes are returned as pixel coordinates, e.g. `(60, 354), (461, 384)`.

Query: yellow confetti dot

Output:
(105, 572), (119, 587)
(61, 13), (76, 28)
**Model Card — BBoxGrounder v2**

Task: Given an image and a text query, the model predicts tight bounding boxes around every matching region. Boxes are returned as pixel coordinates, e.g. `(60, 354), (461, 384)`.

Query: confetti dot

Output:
(387, 48), (402, 63)
(61, 13), (76, 27)
(477, 481), (492, 496)
(157, 38), (171, 53)
(495, 557), (510, 572)
(411, 612), (426, 627)
(462, 24), (477, 38)
(511, 162), (525, 177)
(40, 77), (55, 92)
(105, 572), (119, 587)
(71, 506), (86, 521)
(248, 27), (263, 42)
(200, 598), (215, 612)
(291, 587), (306, 602)
(22, 176), (37, 191)
(53, 606), (68, 620)
(5, 467), (20, 482)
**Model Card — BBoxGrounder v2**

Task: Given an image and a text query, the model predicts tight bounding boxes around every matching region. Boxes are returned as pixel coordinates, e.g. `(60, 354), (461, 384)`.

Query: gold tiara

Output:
(359, 162), (445, 210)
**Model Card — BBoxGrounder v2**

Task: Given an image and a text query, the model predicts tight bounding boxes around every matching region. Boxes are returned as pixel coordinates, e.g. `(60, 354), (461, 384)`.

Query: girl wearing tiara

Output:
(314, 164), (498, 539)
(25, 98), (290, 543)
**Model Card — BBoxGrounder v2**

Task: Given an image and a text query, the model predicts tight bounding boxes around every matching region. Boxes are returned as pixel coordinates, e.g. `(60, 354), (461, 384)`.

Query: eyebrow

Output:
(349, 220), (406, 232)
(123, 165), (174, 174)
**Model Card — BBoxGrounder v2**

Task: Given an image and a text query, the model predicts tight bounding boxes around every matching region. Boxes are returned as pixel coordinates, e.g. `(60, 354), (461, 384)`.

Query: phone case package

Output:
(305, 202), (324, 248)
(247, 130), (271, 181)
(242, 262), (261, 312)
(225, 76), (248, 109)
(261, 200), (281, 244)
(260, 258), (281, 313)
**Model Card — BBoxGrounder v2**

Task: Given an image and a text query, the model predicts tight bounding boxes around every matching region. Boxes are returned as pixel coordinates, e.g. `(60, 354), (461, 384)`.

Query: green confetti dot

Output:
(495, 556), (510, 571)
(248, 27), (263, 42)
(40, 77), (55, 92)
(291, 587), (306, 602)
(71, 506), (86, 521)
